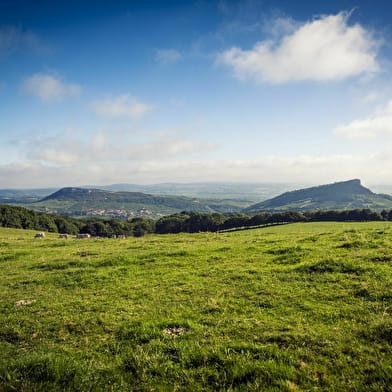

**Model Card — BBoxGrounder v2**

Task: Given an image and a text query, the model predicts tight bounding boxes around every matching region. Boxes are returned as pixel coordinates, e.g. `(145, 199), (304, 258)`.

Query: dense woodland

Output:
(1, 204), (392, 237)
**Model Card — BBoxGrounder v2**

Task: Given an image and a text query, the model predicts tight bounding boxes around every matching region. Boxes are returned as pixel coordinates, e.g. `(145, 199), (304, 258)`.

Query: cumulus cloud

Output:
(22, 73), (81, 101)
(92, 95), (152, 118)
(155, 49), (183, 64)
(218, 11), (379, 83)
(334, 100), (392, 139)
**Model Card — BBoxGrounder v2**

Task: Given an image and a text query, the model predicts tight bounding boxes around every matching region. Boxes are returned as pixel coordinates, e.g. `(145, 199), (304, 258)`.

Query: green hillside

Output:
(0, 182), (300, 206)
(245, 179), (392, 212)
(26, 187), (248, 218)
(1, 223), (391, 391)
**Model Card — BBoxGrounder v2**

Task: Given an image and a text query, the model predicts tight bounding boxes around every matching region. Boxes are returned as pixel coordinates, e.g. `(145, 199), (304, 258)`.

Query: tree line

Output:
(155, 209), (386, 234)
(0, 205), (154, 237)
(2, 204), (392, 237)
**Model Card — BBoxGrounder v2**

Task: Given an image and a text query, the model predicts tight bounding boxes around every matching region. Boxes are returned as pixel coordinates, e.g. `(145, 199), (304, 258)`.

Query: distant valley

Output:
(0, 182), (302, 219)
(22, 187), (250, 219)
(1, 179), (392, 219)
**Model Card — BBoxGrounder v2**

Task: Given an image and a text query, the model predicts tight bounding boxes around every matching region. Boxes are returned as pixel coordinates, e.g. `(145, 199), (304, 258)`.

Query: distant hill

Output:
(0, 182), (304, 205)
(244, 179), (392, 213)
(29, 187), (247, 218)
(4, 181), (392, 217)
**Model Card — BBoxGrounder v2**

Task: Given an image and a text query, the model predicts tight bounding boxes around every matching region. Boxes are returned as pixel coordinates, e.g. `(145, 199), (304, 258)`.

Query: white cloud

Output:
(23, 73), (81, 102)
(334, 100), (392, 139)
(92, 95), (152, 118)
(155, 49), (183, 64)
(218, 11), (379, 83)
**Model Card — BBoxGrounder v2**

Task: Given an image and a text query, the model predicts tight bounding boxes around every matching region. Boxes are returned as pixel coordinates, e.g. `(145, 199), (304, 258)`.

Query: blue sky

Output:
(1, 0), (392, 187)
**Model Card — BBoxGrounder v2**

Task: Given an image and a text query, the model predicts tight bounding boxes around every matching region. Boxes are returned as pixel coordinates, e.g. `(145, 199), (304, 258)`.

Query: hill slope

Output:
(245, 179), (392, 212)
(30, 187), (247, 218)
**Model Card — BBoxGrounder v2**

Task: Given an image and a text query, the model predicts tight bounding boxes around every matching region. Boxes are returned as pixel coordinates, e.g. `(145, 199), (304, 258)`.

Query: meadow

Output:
(0, 222), (391, 391)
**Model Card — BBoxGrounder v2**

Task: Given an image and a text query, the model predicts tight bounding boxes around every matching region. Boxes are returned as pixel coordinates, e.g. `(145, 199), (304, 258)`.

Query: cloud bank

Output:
(218, 12), (379, 83)
(25, 130), (216, 165)
(1, 152), (391, 188)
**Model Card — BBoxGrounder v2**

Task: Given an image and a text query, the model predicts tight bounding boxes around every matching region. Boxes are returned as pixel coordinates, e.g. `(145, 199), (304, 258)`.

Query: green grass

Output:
(0, 222), (391, 391)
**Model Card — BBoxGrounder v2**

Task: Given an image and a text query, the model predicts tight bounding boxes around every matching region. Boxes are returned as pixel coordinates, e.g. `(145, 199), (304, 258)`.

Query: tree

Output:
(130, 218), (155, 237)
(155, 214), (189, 234)
(54, 217), (79, 234)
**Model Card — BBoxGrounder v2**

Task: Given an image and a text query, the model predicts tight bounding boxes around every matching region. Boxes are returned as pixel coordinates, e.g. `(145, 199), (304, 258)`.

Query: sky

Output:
(1, 0), (392, 188)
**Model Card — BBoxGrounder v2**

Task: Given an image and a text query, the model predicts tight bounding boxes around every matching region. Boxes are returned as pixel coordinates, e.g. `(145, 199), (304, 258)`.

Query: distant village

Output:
(79, 207), (154, 218)
(34, 207), (160, 219)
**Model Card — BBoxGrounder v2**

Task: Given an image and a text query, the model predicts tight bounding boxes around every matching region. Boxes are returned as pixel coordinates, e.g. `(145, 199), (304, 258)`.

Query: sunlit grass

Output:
(0, 222), (391, 391)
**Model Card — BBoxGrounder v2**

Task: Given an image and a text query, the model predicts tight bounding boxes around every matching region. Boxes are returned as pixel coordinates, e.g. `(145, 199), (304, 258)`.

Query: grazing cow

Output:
(34, 232), (45, 238)
(58, 234), (68, 239)
(77, 233), (91, 239)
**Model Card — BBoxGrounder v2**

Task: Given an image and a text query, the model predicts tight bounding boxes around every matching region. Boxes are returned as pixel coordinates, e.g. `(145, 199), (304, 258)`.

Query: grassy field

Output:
(0, 222), (391, 391)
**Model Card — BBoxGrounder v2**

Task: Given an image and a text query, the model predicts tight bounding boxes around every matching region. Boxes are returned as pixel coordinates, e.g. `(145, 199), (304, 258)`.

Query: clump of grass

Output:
(31, 262), (72, 271)
(338, 240), (378, 249)
(266, 246), (307, 265)
(116, 321), (161, 346)
(361, 318), (392, 344)
(300, 235), (318, 242)
(0, 353), (121, 392)
(368, 255), (392, 263)
(354, 288), (373, 299)
(121, 344), (296, 391)
(165, 250), (191, 257)
(75, 251), (98, 257)
(273, 255), (303, 265)
(266, 246), (306, 256)
(1, 354), (80, 390)
(96, 255), (131, 267)
(295, 258), (366, 275)
(0, 327), (21, 343)
(0, 252), (28, 262)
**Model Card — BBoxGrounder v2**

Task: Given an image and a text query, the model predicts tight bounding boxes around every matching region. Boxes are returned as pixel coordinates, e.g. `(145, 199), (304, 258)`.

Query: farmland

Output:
(0, 222), (391, 391)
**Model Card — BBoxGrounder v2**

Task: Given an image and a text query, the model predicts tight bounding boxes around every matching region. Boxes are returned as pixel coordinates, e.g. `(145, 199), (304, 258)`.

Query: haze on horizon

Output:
(1, 0), (392, 188)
